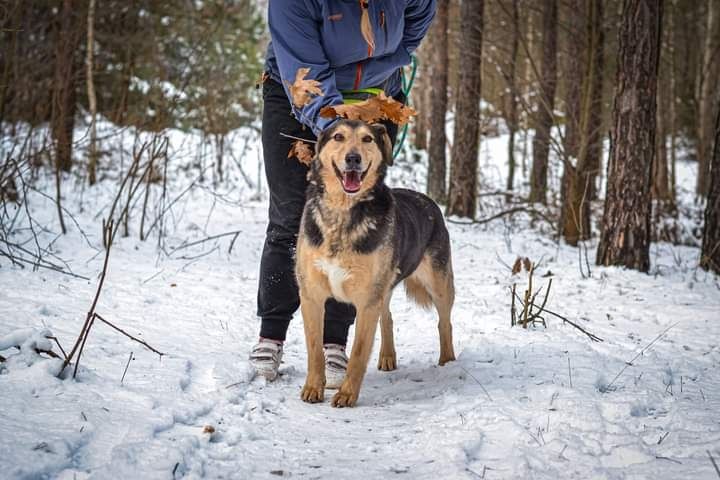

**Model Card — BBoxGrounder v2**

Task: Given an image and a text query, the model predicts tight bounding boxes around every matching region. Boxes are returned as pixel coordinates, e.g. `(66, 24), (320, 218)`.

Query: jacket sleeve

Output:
(403, 0), (437, 53)
(268, 0), (342, 135)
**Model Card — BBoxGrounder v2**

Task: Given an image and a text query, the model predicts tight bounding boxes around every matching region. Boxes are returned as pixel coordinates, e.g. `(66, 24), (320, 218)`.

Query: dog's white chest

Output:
(314, 258), (351, 301)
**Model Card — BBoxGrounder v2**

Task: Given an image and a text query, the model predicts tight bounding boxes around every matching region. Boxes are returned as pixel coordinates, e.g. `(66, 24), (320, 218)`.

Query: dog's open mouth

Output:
(333, 162), (371, 194)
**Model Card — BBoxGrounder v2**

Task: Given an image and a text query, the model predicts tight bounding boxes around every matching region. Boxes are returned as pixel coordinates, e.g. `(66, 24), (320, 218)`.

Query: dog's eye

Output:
(333, 133), (345, 142)
(362, 135), (373, 143)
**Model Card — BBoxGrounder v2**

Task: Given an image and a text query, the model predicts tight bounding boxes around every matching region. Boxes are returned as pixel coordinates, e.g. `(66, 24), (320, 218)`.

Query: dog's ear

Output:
(371, 123), (393, 166)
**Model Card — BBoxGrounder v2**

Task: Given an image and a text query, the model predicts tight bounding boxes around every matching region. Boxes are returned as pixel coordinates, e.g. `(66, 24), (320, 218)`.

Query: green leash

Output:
(339, 55), (418, 160)
(394, 54), (418, 160)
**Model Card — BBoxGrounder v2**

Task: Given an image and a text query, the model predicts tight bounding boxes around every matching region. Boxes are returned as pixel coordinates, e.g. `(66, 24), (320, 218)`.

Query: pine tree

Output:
(446, 0), (484, 218)
(427, 0), (450, 203)
(596, 0), (663, 272)
(529, 0), (558, 204)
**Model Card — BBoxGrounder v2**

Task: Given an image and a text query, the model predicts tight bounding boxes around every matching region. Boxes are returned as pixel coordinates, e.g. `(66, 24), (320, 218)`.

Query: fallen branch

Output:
(447, 206), (554, 226)
(604, 322), (679, 392)
(170, 230), (242, 255)
(94, 313), (164, 357)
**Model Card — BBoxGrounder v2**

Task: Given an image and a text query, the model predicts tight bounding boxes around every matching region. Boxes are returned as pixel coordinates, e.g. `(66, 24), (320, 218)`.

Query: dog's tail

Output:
(404, 276), (434, 310)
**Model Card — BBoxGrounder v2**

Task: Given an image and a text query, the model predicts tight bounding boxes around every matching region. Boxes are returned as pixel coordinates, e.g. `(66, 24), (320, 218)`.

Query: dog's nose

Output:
(345, 152), (362, 169)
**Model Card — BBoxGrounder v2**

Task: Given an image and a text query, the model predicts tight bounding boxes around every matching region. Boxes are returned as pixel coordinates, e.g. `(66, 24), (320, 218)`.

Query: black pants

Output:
(257, 78), (400, 345)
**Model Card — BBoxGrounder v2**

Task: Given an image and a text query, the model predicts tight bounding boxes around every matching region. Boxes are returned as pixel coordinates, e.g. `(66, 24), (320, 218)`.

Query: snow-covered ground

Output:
(1, 127), (719, 479)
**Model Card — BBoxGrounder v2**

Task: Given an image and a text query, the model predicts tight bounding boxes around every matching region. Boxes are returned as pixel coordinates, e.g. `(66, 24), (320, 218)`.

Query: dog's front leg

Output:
(332, 303), (382, 407)
(300, 293), (326, 403)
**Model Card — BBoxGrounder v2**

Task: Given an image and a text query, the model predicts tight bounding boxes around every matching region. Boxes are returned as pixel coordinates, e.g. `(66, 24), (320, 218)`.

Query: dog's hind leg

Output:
(407, 255), (456, 366)
(378, 297), (397, 371)
(300, 293), (326, 403)
(432, 265), (456, 366)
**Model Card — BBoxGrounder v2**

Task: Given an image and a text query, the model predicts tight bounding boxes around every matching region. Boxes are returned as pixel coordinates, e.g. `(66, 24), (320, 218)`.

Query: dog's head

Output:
(312, 119), (393, 200)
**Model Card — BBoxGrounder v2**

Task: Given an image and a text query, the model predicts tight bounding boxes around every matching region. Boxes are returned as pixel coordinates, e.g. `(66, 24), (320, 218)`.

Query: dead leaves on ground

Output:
(288, 140), (314, 166)
(320, 92), (416, 126)
(286, 67), (324, 108)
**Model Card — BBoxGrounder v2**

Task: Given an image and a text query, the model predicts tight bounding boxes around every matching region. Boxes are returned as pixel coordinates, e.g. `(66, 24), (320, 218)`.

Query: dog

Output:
(295, 119), (455, 407)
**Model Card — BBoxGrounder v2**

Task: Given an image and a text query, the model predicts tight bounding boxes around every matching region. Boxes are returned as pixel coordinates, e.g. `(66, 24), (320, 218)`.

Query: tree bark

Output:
(51, 0), (80, 173)
(562, 0), (585, 162)
(86, 0), (98, 185)
(559, 0), (587, 244)
(596, 0), (662, 272)
(505, 0), (520, 200)
(583, 0), (605, 202)
(413, 54), (430, 151)
(529, 0), (558, 204)
(446, 0), (484, 218)
(654, 69), (670, 201)
(696, 0), (720, 197)
(701, 103), (720, 273)
(427, 0), (450, 203)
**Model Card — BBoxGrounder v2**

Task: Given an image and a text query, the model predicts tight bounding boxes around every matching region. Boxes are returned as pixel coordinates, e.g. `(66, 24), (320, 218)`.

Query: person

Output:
(250, 0), (436, 386)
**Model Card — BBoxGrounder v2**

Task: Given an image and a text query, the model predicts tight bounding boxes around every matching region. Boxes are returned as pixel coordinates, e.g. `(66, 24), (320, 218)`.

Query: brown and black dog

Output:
(295, 119), (455, 407)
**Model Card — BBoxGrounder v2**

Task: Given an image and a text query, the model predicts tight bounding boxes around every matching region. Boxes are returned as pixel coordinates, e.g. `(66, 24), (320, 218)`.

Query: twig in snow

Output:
(94, 313), (164, 357)
(61, 220), (115, 378)
(459, 365), (493, 402)
(709, 450), (720, 478)
(45, 335), (68, 361)
(657, 432), (670, 445)
(568, 356), (573, 388)
(604, 322), (679, 392)
(121, 352), (133, 384)
(170, 230), (242, 255)
(656, 456), (682, 465)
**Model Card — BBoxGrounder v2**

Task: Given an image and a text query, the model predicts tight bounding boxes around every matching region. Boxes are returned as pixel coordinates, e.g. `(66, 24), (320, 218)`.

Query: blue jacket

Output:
(265, 0), (436, 135)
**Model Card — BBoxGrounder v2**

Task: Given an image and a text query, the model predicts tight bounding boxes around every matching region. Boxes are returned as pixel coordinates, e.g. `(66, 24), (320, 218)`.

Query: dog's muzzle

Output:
(333, 152), (370, 194)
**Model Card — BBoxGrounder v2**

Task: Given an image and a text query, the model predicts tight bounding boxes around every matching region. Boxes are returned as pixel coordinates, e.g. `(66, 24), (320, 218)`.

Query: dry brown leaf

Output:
(288, 140), (314, 166)
(511, 257), (523, 275)
(319, 92), (416, 126)
(286, 67), (324, 108)
(522, 257), (532, 272)
(202, 425), (215, 434)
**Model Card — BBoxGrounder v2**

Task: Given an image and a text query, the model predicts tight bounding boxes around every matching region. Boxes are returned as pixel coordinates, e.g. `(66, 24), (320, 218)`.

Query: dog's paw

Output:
(300, 383), (325, 403)
(377, 353), (397, 371)
(331, 386), (358, 408)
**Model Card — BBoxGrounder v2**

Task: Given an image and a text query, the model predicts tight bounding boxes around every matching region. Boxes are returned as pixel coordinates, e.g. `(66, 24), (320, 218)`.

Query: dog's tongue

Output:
(342, 171), (361, 192)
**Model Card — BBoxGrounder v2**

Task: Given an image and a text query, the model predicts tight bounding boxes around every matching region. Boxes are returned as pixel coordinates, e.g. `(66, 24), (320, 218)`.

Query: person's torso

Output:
(266, 0), (409, 93)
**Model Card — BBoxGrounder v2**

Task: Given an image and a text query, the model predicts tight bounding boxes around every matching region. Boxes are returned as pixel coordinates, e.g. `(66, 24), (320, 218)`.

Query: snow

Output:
(1, 126), (720, 479)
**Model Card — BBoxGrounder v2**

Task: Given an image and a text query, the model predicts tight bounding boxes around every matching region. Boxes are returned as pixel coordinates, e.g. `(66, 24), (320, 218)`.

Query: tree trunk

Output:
(446, 0), (484, 218)
(700, 104), (720, 273)
(427, 0), (450, 203)
(596, 0), (662, 272)
(584, 0), (605, 201)
(51, 0), (79, 173)
(86, 0), (98, 185)
(562, 0), (585, 162)
(505, 0), (520, 200)
(529, 0), (558, 204)
(668, 0), (678, 206)
(413, 56), (429, 151)
(559, 0), (587, 244)
(696, 0), (720, 197)
(654, 72), (670, 201)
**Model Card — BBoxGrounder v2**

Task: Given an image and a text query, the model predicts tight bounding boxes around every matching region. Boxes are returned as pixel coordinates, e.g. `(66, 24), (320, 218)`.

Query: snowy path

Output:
(2, 191), (720, 478)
